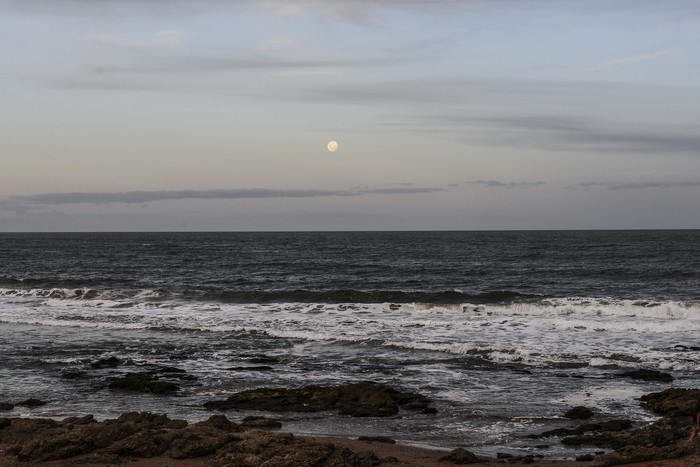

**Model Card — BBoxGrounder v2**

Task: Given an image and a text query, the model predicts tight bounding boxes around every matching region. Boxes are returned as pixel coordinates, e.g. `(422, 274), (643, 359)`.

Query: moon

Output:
(327, 140), (339, 152)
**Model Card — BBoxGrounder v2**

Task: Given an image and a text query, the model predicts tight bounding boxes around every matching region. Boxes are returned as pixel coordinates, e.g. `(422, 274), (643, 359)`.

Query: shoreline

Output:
(1, 386), (699, 466)
(2, 432), (700, 467)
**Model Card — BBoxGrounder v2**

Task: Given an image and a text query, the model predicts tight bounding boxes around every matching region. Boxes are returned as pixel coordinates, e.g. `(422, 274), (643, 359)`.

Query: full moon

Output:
(327, 141), (339, 152)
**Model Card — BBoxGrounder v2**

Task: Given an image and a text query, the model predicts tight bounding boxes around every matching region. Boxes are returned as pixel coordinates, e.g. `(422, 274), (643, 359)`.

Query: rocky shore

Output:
(1, 383), (699, 466)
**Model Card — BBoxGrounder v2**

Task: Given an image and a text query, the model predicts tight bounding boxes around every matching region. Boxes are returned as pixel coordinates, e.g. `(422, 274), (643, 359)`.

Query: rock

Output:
(204, 381), (431, 418)
(640, 387), (700, 417)
(212, 430), (381, 467)
(61, 415), (96, 426)
(108, 373), (179, 394)
(0, 411), (389, 466)
(560, 387), (700, 466)
(565, 406), (594, 419)
(91, 356), (121, 369)
(0, 402), (14, 411)
(16, 398), (46, 408)
(576, 454), (595, 461)
(537, 419), (631, 439)
(618, 369), (673, 382)
(241, 416), (282, 429)
(195, 415), (243, 432)
(61, 370), (87, 379)
(439, 447), (481, 464)
(357, 435), (396, 444)
(589, 443), (698, 467)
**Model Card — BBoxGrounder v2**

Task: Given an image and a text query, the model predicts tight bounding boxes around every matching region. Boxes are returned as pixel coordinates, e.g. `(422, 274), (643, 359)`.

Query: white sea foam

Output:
(1, 294), (699, 373)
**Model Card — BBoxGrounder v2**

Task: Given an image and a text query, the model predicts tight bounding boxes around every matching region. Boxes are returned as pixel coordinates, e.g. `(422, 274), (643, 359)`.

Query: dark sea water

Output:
(1, 231), (699, 458)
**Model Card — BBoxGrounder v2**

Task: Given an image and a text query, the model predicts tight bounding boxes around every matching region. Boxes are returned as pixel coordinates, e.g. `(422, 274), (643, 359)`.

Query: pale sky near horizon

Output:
(1, 0), (700, 231)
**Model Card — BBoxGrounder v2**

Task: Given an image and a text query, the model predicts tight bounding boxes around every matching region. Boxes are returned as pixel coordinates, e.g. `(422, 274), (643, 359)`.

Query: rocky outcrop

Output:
(241, 416), (283, 429)
(639, 387), (700, 417)
(108, 373), (179, 394)
(204, 381), (435, 417)
(16, 398), (47, 408)
(574, 388), (700, 466)
(439, 447), (483, 464)
(564, 406), (594, 420)
(0, 411), (380, 466)
(617, 369), (673, 382)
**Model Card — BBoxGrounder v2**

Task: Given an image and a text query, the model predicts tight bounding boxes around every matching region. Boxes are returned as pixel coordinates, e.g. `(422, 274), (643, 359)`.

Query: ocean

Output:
(1, 230), (698, 458)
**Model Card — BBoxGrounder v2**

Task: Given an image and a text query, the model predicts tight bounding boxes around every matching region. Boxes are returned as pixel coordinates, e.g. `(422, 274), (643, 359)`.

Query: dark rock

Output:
(0, 411), (388, 465)
(618, 369), (673, 382)
(0, 402), (14, 411)
(496, 452), (514, 459)
(17, 398), (46, 408)
(599, 420), (632, 432)
(246, 355), (280, 364)
(565, 406), (594, 419)
(538, 419), (631, 439)
(61, 415), (96, 426)
(212, 430), (381, 467)
(357, 435), (396, 444)
(204, 381), (430, 418)
(61, 370), (87, 379)
(0, 418), (10, 429)
(115, 411), (188, 430)
(91, 356), (121, 369)
(640, 387), (700, 417)
(241, 416), (282, 429)
(195, 415), (243, 432)
(439, 447), (481, 464)
(576, 454), (595, 461)
(109, 373), (179, 394)
(561, 408), (690, 453)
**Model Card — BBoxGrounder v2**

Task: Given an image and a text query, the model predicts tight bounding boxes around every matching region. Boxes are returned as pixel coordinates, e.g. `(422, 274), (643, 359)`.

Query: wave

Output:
(0, 285), (539, 305)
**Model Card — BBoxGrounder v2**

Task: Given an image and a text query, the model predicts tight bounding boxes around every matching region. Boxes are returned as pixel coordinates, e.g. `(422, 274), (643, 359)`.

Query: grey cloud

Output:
(579, 181), (700, 191)
(92, 54), (390, 75)
(458, 180), (546, 189)
(358, 187), (442, 195)
(11, 189), (354, 205)
(6, 185), (442, 208)
(475, 180), (546, 189)
(428, 114), (700, 156)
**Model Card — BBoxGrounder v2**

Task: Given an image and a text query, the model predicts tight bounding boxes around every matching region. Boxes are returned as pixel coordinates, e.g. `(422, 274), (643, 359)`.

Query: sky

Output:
(1, 0), (700, 231)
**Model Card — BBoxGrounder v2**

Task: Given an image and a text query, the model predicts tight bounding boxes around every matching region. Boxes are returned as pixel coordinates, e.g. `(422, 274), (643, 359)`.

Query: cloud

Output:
(357, 187), (442, 195)
(425, 114), (700, 156)
(88, 30), (185, 48)
(463, 180), (546, 189)
(91, 54), (387, 75)
(593, 49), (680, 69)
(579, 181), (700, 191)
(10, 189), (354, 205)
(5, 185), (443, 209)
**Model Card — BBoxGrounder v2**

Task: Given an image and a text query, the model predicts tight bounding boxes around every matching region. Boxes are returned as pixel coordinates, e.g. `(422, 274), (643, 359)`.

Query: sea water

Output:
(0, 231), (698, 458)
